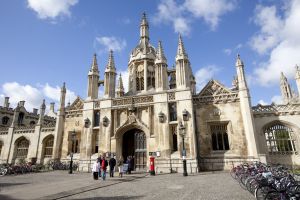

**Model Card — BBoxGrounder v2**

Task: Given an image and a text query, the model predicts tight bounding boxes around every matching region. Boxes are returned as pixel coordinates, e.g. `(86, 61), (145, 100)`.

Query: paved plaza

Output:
(0, 171), (254, 200)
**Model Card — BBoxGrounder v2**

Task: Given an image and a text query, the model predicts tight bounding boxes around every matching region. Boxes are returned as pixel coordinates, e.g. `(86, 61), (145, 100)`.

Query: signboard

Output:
(149, 152), (156, 156)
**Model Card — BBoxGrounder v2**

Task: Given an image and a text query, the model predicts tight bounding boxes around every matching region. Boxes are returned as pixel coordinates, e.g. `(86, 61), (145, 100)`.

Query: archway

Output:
(122, 129), (147, 170)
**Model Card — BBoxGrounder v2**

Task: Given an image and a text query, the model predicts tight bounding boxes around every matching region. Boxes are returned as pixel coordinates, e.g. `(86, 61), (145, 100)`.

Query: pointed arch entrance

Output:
(122, 129), (147, 170)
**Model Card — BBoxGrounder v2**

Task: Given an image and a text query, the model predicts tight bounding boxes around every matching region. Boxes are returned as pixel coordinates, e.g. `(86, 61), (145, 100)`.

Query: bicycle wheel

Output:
(230, 168), (236, 179)
(255, 186), (269, 200)
(264, 191), (280, 200)
(0, 168), (7, 176)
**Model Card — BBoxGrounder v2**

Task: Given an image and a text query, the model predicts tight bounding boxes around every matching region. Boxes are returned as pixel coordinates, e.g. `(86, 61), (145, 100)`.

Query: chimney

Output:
(19, 101), (25, 107)
(50, 102), (55, 112)
(33, 108), (38, 115)
(4, 97), (10, 108)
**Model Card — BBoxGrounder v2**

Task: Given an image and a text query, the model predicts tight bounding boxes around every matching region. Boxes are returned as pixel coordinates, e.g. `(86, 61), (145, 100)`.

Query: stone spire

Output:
(105, 50), (116, 72)
(38, 99), (46, 125)
(116, 73), (125, 97)
(104, 50), (116, 98)
(155, 41), (167, 64)
(176, 34), (188, 60)
(295, 65), (300, 98)
(59, 82), (66, 111)
(235, 54), (247, 89)
(234, 54), (258, 158)
(280, 72), (293, 104)
(87, 54), (99, 99)
(140, 12), (149, 43)
(91, 53), (99, 72)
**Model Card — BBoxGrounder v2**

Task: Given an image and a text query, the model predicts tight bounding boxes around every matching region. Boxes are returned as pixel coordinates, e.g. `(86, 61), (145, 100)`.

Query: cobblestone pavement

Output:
(0, 171), (254, 200)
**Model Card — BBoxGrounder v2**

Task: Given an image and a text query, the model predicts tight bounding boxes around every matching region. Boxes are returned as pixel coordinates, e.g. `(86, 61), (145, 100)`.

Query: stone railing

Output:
(14, 126), (35, 134)
(41, 126), (55, 132)
(252, 103), (300, 116)
(0, 127), (9, 135)
(112, 95), (153, 106)
(193, 93), (239, 105)
(66, 109), (83, 118)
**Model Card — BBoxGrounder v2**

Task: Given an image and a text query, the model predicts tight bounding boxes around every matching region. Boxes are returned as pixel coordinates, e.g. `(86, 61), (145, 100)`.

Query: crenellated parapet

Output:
(252, 103), (300, 117)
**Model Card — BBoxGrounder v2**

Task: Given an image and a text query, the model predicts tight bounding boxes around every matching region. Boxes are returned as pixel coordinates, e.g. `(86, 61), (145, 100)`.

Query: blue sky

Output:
(0, 0), (300, 112)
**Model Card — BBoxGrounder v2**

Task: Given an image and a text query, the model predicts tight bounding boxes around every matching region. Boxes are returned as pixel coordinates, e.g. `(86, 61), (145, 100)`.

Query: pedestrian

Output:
(127, 156), (132, 174)
(109, 156), (116, 177)
(101, 156), (108, 180)
(118, 156), (124, 178)
(97, 156), (102, 178)
(92, 160), (99, 180)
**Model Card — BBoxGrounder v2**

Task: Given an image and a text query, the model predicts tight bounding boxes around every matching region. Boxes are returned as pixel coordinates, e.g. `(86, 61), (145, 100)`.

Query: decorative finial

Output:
(235, 54), (244, 66)
(176, 34), (188, 59)
(156, 40), (167, 63)
(91, 53), (98, 71)
(106, 50), (115, 70)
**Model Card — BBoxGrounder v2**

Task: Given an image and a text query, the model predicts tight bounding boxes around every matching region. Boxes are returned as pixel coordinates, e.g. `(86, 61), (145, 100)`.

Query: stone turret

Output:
(37, 99), (46, 125)
(104, 50), (117, 98)
(53, 82), (67, 160)
(175, 34), (192, 90)
(295, 65), (300, 98)
(116, 73), (125, 97)
(4, 97), (9, 108)
(235, 54), (258, 158)
(155, 41), (168, 91)
(280, 72), (293, 104)
(87, 54), (99, 99)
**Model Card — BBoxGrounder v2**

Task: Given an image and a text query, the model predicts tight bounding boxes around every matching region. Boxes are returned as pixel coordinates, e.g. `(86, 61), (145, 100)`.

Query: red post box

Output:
(149, 156), (155, 175)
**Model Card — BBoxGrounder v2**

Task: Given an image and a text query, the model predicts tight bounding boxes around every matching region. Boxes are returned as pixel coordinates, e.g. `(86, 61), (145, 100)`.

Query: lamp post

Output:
(69, 129), (76, 174)
(179, 121), (188, 176)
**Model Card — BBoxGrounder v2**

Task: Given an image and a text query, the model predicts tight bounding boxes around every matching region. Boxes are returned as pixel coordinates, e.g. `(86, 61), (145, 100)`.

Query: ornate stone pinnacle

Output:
(91, 53), (98, 71)
(107, 50), (115, 70)
(235, 54), (244, 66)
(156, 40), (167, 63)
(177, 34), (187, 57)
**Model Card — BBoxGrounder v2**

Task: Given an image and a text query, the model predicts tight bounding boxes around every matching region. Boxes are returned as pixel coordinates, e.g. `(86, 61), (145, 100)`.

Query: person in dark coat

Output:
(109, 156), (116, 177)
(97, 156), (102, 177)
(127, 156), (132, 174)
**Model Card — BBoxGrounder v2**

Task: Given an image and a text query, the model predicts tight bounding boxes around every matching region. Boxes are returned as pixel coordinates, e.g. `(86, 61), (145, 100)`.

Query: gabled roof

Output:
(68, 96), (84, 110)
(198, 80), (232, 97)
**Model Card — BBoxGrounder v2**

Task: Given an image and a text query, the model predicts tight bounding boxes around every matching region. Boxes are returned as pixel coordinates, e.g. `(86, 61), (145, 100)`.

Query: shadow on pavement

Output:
(75, 195), (144, 200)
(0, 194), (18, 200)
(0, 182), (30, 188)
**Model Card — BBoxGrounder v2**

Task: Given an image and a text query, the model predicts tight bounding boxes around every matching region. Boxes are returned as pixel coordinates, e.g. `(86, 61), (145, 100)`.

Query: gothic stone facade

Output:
(1, 14), (300, 172)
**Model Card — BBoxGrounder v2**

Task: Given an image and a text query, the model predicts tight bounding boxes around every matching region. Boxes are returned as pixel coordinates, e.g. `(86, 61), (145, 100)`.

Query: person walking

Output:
(127, 156), (132, 174)
(101, 156), (108, 180)
(97, 156), (102, 178)
(118, 156), (124, 178)
(92, 160), (100, 180)
(109, 156), (116, 177)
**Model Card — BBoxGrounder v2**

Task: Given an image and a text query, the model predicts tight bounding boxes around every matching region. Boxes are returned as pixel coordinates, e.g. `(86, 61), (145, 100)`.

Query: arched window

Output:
(2, 116), (9, 125)
(16, 138), (29, 159)
(44, 136), (54, 157)
(18, 112), (24, 126)
(94, 111), (100, 127)
(264, 123), (296, 153)
(211, 124), (230, 151)
(169, 103), (177, 121)
(0, 141), (3, 156)
(136, 66), (144, 91)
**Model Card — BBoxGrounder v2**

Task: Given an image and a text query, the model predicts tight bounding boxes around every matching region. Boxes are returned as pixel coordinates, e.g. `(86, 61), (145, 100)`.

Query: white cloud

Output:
(95, 36), (127, 53)
(223, 48), (232, 55)
(258, 99), (268, 105)
(271, 95), (283, 104)
(27, 0), (78, 20)
(154, 0), (237, 35)
(0, 82), (77, 112)
(184, 0), (236, 30)
(251, 0), (300, 86)
(194, 65), (220, 92)
(250, 5), (283, 55)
